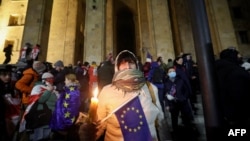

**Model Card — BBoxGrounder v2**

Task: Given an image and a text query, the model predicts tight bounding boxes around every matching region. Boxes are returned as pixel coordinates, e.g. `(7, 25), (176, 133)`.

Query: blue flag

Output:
(50, 85), (81, 130)
(146, 51), (152, 62)
(147, 51), (152, 59)
(115, 96), (152, 141)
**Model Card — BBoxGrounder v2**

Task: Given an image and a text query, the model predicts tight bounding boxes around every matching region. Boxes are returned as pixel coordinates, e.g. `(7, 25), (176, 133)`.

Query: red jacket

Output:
(88, 65), (98, 83)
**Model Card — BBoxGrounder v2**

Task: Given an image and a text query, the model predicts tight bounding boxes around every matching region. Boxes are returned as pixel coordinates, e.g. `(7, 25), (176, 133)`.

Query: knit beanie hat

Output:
(54, 60), (64, 67)
(42, 72), (54, 79)
(33, 61), (46, 74)
(146, 58), (152, 63)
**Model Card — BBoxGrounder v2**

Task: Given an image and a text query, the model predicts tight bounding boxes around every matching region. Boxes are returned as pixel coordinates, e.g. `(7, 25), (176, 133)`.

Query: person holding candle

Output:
(79, 50), (169, 141)
(50, 73), (81, 140)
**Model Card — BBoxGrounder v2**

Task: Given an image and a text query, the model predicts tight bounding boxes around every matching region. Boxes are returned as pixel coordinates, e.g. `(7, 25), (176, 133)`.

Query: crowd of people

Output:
(1, 46), (250, 141)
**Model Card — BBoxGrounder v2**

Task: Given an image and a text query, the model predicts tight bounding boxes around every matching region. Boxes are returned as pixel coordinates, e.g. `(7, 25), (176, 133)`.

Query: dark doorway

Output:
(116, 8), (136, 54)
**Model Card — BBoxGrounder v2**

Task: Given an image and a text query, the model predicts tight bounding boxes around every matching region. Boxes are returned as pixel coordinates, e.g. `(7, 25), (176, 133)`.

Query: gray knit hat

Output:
(33, 61), (46, 74)
(54, 60), (64, 67)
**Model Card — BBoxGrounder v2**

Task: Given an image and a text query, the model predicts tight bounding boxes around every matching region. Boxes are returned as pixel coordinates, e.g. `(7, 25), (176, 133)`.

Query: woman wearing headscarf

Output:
(79, 50), (168, 141)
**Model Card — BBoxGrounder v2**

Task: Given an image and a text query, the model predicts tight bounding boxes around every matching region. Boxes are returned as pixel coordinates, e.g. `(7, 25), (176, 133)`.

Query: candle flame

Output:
(93, 87), (99, 98)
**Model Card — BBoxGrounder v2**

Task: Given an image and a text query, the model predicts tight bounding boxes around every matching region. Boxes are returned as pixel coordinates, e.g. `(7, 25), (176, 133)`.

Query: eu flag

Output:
(146, 51), (152, 60)
(115, 96), (152, 141)
(50, 86), (81, 130)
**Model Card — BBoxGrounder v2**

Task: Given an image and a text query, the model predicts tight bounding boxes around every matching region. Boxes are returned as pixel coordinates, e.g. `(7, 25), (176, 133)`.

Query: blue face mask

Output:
(168, 71), (176, 78)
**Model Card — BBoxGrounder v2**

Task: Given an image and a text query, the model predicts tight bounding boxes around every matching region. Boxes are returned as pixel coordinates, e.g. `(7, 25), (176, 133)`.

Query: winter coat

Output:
(165, 76), (191, 102)
(147, 61), (165, 89)
(97, 61), (114, 90)
(15, 68), (40, 104)
(96, 84), (164, 141)
(215, 58), (250, 123)
(53, 68), (69, 93)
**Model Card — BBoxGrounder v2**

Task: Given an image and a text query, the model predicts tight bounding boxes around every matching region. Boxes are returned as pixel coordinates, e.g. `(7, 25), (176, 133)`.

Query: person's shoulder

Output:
(98, 84), (115, 99)
(60, 67), (70, 74)
(101, 84), (113, 91)
(175, 77), (185, 85)
(30, 84), (45, 94)
(143, 81), (158, 91)
(34, 81), (43, 85)
(23, 67), (35, 75)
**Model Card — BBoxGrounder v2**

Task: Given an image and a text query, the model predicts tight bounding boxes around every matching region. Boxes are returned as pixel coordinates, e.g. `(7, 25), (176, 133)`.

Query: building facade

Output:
(0, 0), (249, 65)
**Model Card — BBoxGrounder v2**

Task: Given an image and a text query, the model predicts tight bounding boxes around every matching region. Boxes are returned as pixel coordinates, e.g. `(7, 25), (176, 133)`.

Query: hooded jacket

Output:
(215, 49), (250, 123)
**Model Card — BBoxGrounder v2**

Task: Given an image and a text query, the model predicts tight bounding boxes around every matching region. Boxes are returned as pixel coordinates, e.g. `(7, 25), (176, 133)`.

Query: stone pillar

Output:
(206, 0), (237, 55)
(39, 0), (53, 61)
(175, 0), (195, 57)
(148, 0), (175, 62)
(47, 0), (78, 65)
(137, 0), (153, 60)
(21, 0), (46, 48)
(84, 0), (105, 64)
(105, 0), (113, 58)
(168, 0), (182, 56)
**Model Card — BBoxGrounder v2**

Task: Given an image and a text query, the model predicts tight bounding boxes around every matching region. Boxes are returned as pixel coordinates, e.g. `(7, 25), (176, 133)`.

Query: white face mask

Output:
(168, 71), (176, 78)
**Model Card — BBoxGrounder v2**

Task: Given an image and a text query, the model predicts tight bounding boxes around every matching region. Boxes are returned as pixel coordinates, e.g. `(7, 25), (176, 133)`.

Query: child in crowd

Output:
(50, 73), (81, 140)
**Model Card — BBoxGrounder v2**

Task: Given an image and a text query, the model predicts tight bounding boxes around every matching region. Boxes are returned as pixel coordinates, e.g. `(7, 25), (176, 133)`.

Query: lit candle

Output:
(88, 87), (99, 123)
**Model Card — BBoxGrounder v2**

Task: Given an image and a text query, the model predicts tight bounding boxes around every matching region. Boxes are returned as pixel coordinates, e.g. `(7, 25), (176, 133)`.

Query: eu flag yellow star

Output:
(64, 111), (71, 118)
(120, 105), (143, 133)
(71, 117), (75, 123)
(65, 93), (70, 99)
(70, 87), (74, 91)
(63, 101), (69, 108)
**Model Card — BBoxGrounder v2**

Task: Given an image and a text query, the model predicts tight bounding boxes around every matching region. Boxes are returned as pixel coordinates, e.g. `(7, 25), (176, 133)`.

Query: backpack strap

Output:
(146, 81), (161, 129)
(146, 81), (156, 105)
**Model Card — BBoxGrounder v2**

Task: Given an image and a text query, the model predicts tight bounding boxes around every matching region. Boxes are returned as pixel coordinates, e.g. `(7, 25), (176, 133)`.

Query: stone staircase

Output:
(164, 93), (207, 141)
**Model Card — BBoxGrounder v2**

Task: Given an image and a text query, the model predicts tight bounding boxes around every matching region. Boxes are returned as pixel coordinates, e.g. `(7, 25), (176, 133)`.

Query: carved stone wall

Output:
(0, 0), (249, 65)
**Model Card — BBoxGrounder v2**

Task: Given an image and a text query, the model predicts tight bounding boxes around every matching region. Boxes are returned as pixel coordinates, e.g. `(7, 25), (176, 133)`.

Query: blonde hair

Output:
(65, 73), (79, 84)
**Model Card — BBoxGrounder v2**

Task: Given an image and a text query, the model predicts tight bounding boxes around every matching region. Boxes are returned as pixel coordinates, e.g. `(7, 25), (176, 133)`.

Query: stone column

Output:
(84, 0), (105, 64)
(47, 0), (78, 65)
(21, 0), (46, 48)
(206, 0), (237, 55)
(147, 0), (175, 62)
(137, 0), (153, 60)
(175, 0), (195, 57)
(168, 0), (182, 56)
(105, 0), (113, 58)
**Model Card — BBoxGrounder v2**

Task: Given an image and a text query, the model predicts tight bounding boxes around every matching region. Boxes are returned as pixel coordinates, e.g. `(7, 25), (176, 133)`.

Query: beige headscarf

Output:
(112, 50), (145, 93)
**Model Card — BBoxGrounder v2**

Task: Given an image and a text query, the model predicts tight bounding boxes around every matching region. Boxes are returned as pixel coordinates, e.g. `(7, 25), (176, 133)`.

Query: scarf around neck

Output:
(112, 69), (146, 93)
